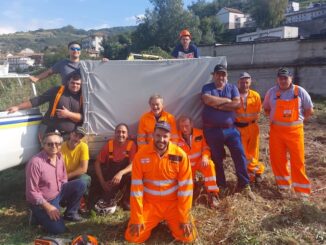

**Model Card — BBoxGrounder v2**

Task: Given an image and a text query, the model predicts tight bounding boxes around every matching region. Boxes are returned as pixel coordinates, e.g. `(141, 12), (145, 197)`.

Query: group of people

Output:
(6, 33), (314, 243)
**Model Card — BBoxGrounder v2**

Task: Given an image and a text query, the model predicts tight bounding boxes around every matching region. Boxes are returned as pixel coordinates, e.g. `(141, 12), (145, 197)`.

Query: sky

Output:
(0, 0), (195, 34)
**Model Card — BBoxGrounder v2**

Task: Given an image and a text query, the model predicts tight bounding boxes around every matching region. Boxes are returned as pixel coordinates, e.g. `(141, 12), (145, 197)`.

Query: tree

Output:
(132, 0), (201, 52)
(249, 0), (288, 28)
(101, 34), (131, 60)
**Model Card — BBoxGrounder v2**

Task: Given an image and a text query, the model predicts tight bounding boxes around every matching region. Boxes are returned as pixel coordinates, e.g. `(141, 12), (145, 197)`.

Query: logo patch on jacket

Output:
(168, 154), (182, 163)
(140, 158), (150, 164)
(194, 136), (203, 142)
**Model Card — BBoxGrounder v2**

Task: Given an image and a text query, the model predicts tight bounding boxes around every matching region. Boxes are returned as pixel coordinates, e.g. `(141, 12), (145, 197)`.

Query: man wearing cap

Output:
(171, 29), (199, 59)
(235, 72), (265, 184)
(201, 65), (254, 198)
(26, 132), (86, 234)
(7, 73), (83, 140)
(263, 68), (313, 199)
(137, 94), (178, 149)
(29, 41), (82, 86)
(61, 127), (91, 212)
(126, 121), (196, 243)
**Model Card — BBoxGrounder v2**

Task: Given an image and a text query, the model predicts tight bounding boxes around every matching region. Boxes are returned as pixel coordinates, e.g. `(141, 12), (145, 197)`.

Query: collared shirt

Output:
(263, 84), (313, 121)
(26, 151), (67, 205)
(201, 82), (240, 125)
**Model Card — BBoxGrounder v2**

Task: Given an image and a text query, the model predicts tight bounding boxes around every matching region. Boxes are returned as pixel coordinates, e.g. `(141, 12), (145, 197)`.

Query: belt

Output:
(203, 123), (234, 129)
(234, 120), (256, 128)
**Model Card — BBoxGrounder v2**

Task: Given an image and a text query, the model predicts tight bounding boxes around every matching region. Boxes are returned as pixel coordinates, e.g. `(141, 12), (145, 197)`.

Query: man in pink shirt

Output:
(26, 131), (86, 234)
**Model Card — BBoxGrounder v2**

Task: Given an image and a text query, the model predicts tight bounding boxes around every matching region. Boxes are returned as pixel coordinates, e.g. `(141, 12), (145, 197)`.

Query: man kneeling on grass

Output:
(26, 131), (86, 234)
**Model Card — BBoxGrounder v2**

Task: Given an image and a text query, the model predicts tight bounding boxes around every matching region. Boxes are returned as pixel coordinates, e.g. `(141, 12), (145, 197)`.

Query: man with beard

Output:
(61, 127), (91, 212)
(125, 121), (196, 243)
(137, 94), (178, 149)
(94, 123), (137, 214)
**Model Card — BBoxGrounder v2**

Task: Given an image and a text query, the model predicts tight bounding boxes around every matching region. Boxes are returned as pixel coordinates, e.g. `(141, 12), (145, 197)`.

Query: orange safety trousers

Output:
(269, 85), (311, 195)
(237, 123), (265, 182)
(125, 200), (196, 243)
(191, 160), (219, 193)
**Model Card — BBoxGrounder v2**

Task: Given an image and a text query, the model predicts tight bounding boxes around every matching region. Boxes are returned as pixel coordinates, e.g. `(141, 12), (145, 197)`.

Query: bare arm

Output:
(29, 68), (54, 83)
(7, 101), (32, 113)
(217, 97), (241, 111)
(56, 106), (82, 122)
(67, 160), (88, 180)
(304, 107), (314, 121)
(201, 94), (232, 108)
(111, 163), (132, 185)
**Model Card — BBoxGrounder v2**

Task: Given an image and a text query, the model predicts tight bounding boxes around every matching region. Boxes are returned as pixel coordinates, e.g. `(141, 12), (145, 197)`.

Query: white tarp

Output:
(80, 57), (226, 139)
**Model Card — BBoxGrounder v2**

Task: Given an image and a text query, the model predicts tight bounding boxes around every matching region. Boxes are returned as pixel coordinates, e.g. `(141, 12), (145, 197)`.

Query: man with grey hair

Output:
(137, 94), (178, 149)
(26, 131), (86, 234)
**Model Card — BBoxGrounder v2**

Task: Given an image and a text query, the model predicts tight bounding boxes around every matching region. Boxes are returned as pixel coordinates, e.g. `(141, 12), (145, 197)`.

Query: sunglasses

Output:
(70, 47), (81, 51)
(45, 142), (62, 147)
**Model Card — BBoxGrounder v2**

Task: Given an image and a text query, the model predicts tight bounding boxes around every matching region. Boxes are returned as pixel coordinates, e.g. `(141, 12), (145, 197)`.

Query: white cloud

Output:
(0, 26), (16, 34)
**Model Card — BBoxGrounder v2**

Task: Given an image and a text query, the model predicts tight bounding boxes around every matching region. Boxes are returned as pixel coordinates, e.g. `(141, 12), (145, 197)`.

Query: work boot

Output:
(255, 174), (263, 185)
(242, 184), (256, 201)
(219, 186), (230, 198)
(208, 192), (219, 209)
(278, 189), (292, 199)
(64, 213), (85, 222)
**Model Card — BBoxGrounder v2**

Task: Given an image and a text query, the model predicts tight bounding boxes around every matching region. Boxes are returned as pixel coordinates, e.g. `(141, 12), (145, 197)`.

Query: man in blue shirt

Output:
(172, 30), (199, 59)
(201, 65), (254, 199)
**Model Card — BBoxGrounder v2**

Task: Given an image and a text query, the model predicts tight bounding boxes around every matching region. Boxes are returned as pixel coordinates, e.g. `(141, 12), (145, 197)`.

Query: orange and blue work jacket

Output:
(176, 128), (210, 167)
(137, 111), (178, 148)
(130, 143), (193, 224)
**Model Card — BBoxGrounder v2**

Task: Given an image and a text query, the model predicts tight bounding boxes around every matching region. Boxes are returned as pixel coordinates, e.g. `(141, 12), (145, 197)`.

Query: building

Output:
(286, 1), (300, 13)
(81, 34), (104, 58)
(285, 3), (326, 24)
(236, 26), (299, 42)
(217, 7), (249, 29)
(6, 54), (35, 72)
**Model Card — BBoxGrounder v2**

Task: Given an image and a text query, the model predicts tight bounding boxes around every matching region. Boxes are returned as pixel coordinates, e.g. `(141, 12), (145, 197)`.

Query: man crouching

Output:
(26, 131), (86, 234)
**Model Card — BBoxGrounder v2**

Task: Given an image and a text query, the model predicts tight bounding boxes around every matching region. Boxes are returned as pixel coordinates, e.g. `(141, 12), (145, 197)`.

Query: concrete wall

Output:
(200, 38), (326, 97)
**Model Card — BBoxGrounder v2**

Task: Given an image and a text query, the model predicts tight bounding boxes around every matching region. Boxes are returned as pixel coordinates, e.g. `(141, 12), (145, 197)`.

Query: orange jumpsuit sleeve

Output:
(130, 153), (144, 224)
(137, 115), (148, 149)
(177, 152), (193, 223)
(169, 116), (179, 143)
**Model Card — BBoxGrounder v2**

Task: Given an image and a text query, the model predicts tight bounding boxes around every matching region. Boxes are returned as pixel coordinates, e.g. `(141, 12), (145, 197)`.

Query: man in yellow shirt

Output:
(61, 127), (91, 211)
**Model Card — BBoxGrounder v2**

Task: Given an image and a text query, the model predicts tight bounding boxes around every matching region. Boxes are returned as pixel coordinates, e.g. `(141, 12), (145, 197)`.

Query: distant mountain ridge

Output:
(0, 25), (136, 53)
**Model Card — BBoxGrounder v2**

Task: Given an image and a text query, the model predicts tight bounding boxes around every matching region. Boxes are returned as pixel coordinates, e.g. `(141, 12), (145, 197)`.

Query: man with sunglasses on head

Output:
(26, 131), (86, 234)
(7, 72), (83, 140)
(29, 41), (82, 86)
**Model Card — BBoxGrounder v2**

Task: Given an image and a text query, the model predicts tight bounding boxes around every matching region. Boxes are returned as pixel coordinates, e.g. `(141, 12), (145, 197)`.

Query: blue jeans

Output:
(30, 178), (86, 234)
(204, 127), (249, 188)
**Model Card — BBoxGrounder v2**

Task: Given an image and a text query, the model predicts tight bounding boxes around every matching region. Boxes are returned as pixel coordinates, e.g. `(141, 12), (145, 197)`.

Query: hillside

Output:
(0, 25), (136, 53)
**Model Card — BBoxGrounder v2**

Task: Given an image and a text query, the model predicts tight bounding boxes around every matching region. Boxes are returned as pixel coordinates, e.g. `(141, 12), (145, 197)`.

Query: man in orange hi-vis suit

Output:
(235, 72), (265, 184)
(263, 68), (314, 200)
(177, 116), (219, 208)
(125, 121), (196, 243)
(137, 94), (178, 149)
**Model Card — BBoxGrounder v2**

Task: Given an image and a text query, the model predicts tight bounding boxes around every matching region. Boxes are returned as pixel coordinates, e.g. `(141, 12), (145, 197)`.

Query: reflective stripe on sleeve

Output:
(275, 176), (291, 181)
(292, 183), (311, 189)
(131, 191), (143, 197)
(178, 179), (193, 186)
(131, 179), (143, 185)
(204, 176), (216, 182)
(188, 152), (201, 159)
